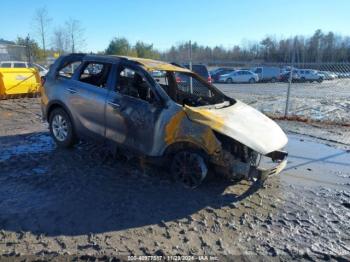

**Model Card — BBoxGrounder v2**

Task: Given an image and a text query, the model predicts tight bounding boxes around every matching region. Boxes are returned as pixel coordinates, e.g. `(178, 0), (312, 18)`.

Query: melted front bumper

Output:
(212, 150), (288, 181)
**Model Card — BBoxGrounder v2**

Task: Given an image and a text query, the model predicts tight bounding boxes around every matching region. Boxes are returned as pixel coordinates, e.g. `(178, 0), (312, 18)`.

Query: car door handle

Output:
(66, 88), (77, 94)
(107, 101), (120, 108)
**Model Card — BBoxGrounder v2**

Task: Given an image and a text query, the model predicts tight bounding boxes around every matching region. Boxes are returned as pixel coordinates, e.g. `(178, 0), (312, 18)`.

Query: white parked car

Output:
(219, 70), (259, 83)
(0, 61), (48, 77)
(297, 69), (324, 83)
(319, 71), (337, 80)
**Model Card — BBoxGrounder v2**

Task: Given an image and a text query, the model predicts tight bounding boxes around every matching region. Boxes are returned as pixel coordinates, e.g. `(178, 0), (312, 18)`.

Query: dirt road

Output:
(0, 98), (349, 260)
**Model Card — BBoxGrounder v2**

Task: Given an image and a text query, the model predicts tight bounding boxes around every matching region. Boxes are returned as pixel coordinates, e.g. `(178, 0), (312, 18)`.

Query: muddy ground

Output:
(0, 98), (349, 261)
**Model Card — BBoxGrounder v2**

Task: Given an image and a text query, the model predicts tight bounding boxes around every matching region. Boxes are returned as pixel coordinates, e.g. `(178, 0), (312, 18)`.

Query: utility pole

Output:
(189, 40), (193, 93)
(25, 34), (32, 64)
(284, 41), (296, 117)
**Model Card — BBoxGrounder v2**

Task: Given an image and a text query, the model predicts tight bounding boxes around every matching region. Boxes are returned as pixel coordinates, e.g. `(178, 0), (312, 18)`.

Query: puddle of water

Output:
(282, 134), (350, 189)
(0, 133), (55, 162)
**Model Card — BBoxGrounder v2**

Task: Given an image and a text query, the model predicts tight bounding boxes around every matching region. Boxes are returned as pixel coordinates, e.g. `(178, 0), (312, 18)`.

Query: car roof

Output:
(78, 54), (191, 73)
(122, 56), (192, 73)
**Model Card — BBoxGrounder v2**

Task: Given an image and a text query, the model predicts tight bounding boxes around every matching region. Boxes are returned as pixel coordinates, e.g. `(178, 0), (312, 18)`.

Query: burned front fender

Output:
(183, 100), (288, 155)
(163, 109), (222, 156)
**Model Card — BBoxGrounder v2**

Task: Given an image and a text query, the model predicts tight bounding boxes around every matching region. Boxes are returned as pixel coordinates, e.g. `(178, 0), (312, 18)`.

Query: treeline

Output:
(6, 27), (350, 64)
(104, 37), (160, 59)
(162, 30), (350, 63)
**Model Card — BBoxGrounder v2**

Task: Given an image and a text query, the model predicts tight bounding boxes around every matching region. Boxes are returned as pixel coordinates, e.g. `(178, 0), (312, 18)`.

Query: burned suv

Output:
(41, 54), (288, 188)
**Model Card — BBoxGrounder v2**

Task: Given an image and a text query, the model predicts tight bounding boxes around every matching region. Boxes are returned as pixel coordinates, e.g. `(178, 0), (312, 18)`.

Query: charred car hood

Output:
(184, 101), (288, 155)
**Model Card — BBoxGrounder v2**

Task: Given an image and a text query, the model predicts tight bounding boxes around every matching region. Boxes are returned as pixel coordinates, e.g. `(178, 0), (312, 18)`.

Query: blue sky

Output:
(1, 0), (349, 52)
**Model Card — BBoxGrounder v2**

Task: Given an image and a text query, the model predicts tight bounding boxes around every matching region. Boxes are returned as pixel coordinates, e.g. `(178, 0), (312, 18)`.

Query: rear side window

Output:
(78, 62), (111, 88)
(13, 63), (26, 68)
(0, 63), (11, 68)
(58, 61), (82, 79)
(116, 66), (157, 104)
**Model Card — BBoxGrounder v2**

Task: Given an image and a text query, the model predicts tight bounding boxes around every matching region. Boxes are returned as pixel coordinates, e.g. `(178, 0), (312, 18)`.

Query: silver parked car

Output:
(41, 54), (287, 188)
(319, 71), (337, 80)
(219, 70), (259, 83)
(297, 69), (324, 83)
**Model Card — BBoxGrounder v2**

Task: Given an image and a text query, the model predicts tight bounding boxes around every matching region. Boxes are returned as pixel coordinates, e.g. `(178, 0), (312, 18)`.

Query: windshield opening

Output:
(150, 70), (234, 107)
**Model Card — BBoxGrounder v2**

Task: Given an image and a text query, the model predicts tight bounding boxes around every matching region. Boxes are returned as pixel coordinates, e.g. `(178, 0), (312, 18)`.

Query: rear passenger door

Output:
(105, 63), (163, 155)
(66, 61), (113, 139)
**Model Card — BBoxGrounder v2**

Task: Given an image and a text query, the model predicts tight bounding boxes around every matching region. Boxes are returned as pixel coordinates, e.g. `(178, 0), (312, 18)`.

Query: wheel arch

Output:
(163, 140), (210, 161)
(47, 100), (73, 122)
(46, 100), (78, 138)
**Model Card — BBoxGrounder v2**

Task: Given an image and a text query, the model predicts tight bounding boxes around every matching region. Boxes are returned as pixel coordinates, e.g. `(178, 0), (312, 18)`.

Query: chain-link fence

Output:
(191, 61), (350, 125)
(0, 44), (28, 63)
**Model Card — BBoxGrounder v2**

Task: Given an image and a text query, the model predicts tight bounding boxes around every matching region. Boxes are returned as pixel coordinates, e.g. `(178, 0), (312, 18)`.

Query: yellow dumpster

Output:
(0, 68), (41, 97)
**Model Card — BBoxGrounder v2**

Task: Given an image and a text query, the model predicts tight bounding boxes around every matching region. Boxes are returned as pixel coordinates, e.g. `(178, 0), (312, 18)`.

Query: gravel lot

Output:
(0, 98), (349, 260)
(216, 79), (350, 124)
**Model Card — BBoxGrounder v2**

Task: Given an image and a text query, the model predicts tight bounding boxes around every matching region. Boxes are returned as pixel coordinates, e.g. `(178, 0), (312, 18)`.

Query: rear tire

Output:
(170, 150), (208, 188)
(226, 78), (233, 84)
(271, 77), (277, 83)
(49, 108), (76, 148)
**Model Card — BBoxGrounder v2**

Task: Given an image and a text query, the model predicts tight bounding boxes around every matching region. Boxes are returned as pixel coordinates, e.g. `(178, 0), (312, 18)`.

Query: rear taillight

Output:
(208, 76), (212, 84)
(176, 76), (182, 83)
(41, 76), (46, 86)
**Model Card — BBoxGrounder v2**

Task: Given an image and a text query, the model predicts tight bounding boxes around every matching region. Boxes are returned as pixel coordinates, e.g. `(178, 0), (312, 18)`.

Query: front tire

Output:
(249, 78), (256, 83)
(49, 108), (76, 148)
(226, 78), (233, 84)
(170, 150), (208, 188)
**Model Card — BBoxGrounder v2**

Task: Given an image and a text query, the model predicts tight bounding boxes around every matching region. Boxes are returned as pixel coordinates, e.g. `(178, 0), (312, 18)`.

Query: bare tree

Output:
(33, 7), (51, 55)
(65, 18), (85, 53)
(51, 27), (69, 54)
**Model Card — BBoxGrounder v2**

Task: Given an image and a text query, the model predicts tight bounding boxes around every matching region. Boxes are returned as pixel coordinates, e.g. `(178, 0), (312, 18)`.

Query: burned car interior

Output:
(153, 70), (233, 107)
(116, 66), (157, 104)
(79, 62), (111, 88)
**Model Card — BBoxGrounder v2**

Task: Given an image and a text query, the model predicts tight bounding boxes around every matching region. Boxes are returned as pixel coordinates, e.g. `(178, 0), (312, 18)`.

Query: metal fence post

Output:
(284, 44), (295, 117)
(25, 35), (32, 64)
(189, 40), (193, 94)
(284, 72), (292, 117)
